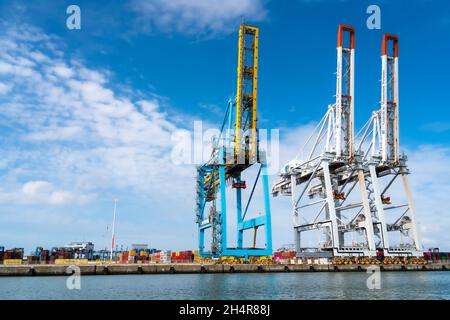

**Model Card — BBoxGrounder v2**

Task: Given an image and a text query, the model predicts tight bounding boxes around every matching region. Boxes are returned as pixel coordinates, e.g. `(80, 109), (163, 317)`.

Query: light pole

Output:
(110, 199), (118, 262)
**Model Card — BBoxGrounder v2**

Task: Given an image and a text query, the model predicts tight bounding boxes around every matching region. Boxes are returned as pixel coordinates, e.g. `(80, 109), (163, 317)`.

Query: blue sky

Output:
(0, 0), (449, 253)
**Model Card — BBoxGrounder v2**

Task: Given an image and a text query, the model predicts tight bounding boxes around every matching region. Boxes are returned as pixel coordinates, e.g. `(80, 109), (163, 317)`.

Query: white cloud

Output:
(23, 126), (83, 141)
(0, 82), (11, 94)
(50, 63), (74, 78)
(0, 23), (194, 215)
(404, 145), (450, 249)
(0, 61), (14, 73)
(129, 0), (268, 36)
(138, 100), (159, 116)
(29, 51), (49, 63)
(22, 181), (53, 196)
(0, 180), (94, 205)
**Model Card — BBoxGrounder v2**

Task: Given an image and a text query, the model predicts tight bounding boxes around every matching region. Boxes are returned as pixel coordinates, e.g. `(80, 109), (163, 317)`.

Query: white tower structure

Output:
(356, 34), (422, 256)
(273, 25), (377, 258)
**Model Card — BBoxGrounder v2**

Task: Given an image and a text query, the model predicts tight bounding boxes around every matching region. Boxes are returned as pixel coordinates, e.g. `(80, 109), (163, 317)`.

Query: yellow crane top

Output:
(235, 24), (259, 163)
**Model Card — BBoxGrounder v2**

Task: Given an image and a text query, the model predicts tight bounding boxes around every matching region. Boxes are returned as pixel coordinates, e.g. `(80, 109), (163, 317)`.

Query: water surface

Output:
(0, 272), (448, 300)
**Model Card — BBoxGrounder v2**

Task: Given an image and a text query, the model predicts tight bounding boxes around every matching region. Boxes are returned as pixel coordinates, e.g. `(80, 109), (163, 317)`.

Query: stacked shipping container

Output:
(273, 251), (296, 264)
(1, 248), (24, 265)
(171, 250), (195, 263)
(423, 250), (449, 263)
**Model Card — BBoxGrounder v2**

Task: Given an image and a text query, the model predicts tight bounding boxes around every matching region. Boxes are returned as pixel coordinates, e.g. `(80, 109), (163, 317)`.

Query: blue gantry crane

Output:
(195, 24), (272, 259)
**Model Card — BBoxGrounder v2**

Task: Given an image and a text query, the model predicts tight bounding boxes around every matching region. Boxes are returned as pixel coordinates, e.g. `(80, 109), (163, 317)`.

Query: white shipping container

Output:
(160, 256), (171, 262)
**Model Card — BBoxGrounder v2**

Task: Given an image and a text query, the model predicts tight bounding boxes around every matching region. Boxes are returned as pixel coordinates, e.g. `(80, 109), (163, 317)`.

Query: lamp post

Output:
(110, 199), (118, 262)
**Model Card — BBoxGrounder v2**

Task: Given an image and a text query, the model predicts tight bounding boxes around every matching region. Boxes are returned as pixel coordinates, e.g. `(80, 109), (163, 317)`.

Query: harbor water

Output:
(0, 272), (449, 300)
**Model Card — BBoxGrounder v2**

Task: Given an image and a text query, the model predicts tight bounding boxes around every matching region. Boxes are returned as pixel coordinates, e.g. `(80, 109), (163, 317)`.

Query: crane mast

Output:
(334, 25), (355, 159)
(380, 34), (400, 164)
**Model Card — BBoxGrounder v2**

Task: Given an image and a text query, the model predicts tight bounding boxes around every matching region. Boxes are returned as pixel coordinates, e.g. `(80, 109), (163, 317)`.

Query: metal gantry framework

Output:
(273, 25), (376, 258)
(272, 25), (423, 258)
(195, 24), (272, 259)
(356, 34), (422, 256)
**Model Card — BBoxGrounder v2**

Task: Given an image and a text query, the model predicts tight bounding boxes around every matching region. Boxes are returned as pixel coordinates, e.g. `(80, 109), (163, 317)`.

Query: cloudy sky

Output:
(0, 0), (449, 253)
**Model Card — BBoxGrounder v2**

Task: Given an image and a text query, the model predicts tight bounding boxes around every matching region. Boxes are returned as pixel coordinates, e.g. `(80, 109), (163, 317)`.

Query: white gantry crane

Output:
(272, 25), (423, 259)
(356, 34), (422, 257)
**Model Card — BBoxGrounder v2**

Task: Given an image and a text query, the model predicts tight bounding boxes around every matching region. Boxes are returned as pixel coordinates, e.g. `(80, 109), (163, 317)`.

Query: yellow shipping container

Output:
(129, 250), (136, 256)
(54, 259), (88, 265)
(192, 250), (198, 256)
(3, 259), (23, 265)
